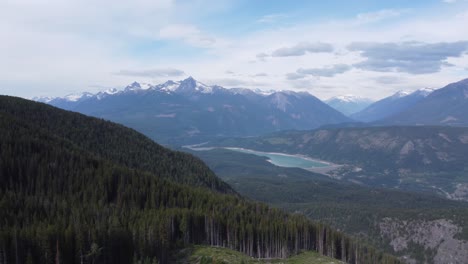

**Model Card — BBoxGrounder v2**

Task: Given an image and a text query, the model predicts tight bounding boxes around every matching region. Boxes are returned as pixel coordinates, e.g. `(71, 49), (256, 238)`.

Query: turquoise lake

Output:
(225, 148), (330, 169)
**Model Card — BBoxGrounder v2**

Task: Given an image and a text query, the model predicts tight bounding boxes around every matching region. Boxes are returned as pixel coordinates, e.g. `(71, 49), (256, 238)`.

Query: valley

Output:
(205, 126), (468, 201)
(185, 147), (468, 264)
(28, 76), (468, 264)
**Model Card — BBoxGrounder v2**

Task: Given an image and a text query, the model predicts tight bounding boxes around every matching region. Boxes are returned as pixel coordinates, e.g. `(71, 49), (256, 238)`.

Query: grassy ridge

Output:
(177, 246), (343, 264)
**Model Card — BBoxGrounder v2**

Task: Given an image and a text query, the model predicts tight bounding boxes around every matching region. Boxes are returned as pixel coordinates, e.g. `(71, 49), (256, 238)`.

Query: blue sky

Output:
(1, 0), (468, 100)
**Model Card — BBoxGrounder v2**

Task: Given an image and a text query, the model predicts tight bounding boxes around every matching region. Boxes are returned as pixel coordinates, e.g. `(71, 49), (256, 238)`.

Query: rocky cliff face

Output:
(379, 218), (468, 264)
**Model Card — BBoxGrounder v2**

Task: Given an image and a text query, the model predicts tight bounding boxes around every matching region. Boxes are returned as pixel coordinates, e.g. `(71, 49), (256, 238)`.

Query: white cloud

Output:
(1, 1), (468, 100)
(297, 64), (352, 77)
(271, 42), (334, 57)
(159, 24), (216, 47)
(348, 41), (468, 74)
(114, 68), (186, 78)
(256, 53), (270, 61)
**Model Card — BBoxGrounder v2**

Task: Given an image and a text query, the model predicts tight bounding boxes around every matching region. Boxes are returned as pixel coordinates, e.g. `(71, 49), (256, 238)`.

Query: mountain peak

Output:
(176, 77), (213, 94)
(124, 81), (152, 92)
(124, 81), (142, 91)
(178, 77), (198, 94)
(182, 76), (196, 84)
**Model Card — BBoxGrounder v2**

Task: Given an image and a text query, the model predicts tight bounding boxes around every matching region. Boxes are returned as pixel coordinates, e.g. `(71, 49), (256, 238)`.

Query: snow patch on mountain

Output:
(64, 92), (93, 102)
(391, 91), (411, 99)
(33, 96), (55, 103)
(327, 95), (371, 103)
(390, 88), (434, 100)
(414, 87), (435, 97)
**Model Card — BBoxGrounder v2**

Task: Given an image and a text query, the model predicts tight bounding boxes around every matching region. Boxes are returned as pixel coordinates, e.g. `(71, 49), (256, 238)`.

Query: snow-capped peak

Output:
(388, 88), (434, 100)
(170, 77), (214, 94)
(391, 90), (411, 98)
(154, 80), (180, 93)
(124, 82), (152, 92)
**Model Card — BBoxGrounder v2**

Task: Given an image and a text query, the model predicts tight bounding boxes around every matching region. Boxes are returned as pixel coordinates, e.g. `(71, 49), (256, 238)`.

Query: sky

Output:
(1, 0), (468, 100)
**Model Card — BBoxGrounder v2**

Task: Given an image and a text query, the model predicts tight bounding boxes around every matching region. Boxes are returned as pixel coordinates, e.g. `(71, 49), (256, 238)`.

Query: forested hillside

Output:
(0, 96), (232, 193)
(0, 96), (400, 264)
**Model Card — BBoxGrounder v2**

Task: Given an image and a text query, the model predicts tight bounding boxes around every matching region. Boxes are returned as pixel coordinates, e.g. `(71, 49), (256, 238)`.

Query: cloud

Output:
(257, 14), (288, 23)
(443, 0), (458, 3)
(114, 68), (185, 77)
(206, 78), (268, 87)
(348, 41), (468, 74)
(159, 24), (216, 47)
(374, 76), (404, 84)
(296, 64), (352, 77)
(291, 79), (316, 89)
(356, 9), (407, 23)
(256, 52), (269, 61)
(286, 72), (306, 80)
(253, 72), (268, 77)
(271, 42), (334, 57)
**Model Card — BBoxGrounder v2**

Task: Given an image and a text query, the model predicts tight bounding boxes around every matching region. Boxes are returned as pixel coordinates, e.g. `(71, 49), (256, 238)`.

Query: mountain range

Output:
(383, 78), (468, 126)
(35, 77), (351, 145)
(35, 77), (468, 146)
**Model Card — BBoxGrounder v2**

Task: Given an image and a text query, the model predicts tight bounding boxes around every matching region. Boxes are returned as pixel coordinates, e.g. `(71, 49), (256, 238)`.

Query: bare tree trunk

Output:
(14, 231), (18, 264)
(55, 239), (60, 264)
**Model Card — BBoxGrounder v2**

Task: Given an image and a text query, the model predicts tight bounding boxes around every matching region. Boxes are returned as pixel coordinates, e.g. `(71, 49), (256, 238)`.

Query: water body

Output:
(224, 147), (330, 169)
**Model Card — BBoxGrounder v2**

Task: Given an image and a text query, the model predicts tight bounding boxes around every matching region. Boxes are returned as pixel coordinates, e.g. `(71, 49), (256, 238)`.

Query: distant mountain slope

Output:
(0, 95), (399, 264)
(383, 78), (468, 126)
(351, 88), (434, 122)
(36, 77), (351, 145)
(325, 95), (373, 116)
(208, 126), (468, 199)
